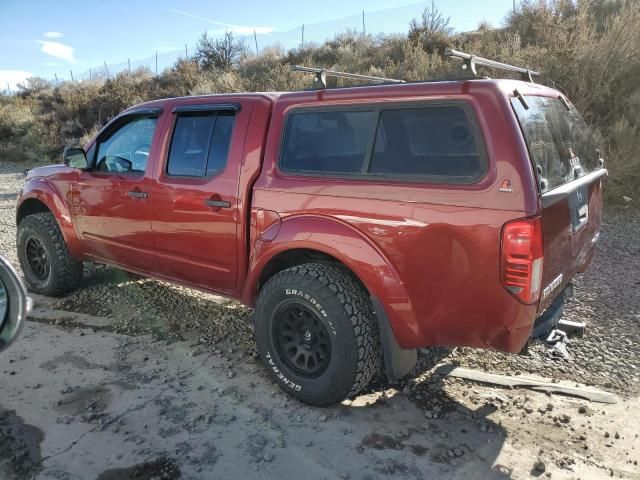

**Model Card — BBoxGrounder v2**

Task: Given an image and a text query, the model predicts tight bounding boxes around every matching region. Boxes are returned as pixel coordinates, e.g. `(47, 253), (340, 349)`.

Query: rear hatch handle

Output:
(540, 169), (607, 208)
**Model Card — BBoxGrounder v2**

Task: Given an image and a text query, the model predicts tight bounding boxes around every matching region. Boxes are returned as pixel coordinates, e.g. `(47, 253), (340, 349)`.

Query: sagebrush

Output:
(1, 0), (637, 201)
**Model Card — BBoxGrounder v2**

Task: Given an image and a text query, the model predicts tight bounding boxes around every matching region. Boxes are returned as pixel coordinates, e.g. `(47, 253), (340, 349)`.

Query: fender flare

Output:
(17, 178), (83, 259)
(244, 215), (418, 379)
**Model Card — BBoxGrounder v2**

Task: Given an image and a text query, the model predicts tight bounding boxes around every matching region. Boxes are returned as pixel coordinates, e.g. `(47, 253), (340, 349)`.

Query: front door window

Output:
(95, 116), (158, 173)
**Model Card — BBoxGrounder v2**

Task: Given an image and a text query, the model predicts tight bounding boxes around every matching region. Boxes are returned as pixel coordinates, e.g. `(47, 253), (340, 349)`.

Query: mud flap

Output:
(371, 297), (417, 380)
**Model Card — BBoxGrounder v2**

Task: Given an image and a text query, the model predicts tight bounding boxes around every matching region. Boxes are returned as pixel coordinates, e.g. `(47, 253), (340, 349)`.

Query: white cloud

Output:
(0, 70), (34, 91)
(168, 9), (274, 35)
(43, 31), (63, 38)
(38, 40), (76, 63)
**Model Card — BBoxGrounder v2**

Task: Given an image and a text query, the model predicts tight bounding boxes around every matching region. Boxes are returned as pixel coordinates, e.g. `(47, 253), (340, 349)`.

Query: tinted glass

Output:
(206, 112), (234, 176)
(168, 112), (235, 177)
(511, 96), (601, 192)
(168, 113), (215, 177)
(369, 106), (484, 179)
(280, 110), (377, 173)
(85, 143), (96, 165)
(279, 105), (486, 182)
(95, 117), (158, 173)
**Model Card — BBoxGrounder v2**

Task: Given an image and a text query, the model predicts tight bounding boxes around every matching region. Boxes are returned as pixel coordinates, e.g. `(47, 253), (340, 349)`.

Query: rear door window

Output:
(206, 112), (234, 176)
(167, 111), (235, 177)
(279, 103), (486, 182)
(511, 96), (602, 192)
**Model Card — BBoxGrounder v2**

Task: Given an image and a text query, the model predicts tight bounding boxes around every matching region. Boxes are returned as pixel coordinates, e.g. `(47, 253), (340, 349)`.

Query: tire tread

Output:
(256, 262), (381, 405)
(18, 212), (82, 296)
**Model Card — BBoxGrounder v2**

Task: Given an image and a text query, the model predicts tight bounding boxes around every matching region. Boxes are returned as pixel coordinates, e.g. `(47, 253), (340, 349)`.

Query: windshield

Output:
(511, 95), (602, 192)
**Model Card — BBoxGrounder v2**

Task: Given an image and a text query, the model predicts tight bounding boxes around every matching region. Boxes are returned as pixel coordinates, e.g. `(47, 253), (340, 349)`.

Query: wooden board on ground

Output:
(437, 365), (618, 404)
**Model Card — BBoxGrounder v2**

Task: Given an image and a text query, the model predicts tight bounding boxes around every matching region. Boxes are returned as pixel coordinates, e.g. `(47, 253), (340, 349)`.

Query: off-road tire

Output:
(17, 212), (82, 296)
(255, 263), (381, 406)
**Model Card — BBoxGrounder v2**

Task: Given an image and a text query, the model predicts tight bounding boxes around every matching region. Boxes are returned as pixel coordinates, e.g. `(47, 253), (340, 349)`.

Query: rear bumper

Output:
(531, 283), (573, 339)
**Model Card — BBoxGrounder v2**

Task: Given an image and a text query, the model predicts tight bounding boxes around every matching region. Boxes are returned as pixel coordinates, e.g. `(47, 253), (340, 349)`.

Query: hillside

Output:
(1, 0), (638, 201)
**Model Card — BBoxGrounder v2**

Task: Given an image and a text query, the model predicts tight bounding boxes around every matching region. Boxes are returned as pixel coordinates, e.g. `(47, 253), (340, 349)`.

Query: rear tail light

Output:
(500, 216), (544, 304)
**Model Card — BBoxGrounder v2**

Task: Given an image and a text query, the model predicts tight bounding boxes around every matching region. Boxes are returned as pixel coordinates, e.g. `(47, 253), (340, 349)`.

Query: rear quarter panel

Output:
(251, 81), (540, 352)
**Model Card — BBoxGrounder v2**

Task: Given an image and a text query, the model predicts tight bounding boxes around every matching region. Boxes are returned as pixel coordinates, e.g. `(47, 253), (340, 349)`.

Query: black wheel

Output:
(272, 300), (332, 378)
(17, 212), (82, 296)
(255, 263), (381, 406)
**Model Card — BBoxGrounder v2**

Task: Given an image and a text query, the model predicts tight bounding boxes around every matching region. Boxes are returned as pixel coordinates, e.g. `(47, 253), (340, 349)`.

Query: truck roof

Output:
(126, 78), (560, 112)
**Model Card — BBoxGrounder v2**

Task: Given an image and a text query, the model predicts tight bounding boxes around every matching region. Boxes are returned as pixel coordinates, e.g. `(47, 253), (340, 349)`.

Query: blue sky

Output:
(0, 0), (515, 90)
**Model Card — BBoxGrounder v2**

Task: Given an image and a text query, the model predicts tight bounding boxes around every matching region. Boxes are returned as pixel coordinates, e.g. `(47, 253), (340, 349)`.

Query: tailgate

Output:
(538, 172), (604, 311)
(511, 94), (606, 312)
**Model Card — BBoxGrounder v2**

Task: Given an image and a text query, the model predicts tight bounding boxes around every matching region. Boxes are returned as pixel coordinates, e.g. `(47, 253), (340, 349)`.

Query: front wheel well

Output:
(17, 198), (51, 225)
(257, 248), (369, 298)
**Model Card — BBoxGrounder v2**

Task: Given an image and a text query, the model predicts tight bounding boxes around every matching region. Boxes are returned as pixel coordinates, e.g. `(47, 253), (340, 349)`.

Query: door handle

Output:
(127, 191), (148, 199)
(204, 199), (231, 208)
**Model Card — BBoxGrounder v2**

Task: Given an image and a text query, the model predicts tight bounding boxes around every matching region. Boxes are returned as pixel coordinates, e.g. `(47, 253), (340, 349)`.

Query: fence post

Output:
(254, 30), (259, 55)
(128, 58), (131, 73)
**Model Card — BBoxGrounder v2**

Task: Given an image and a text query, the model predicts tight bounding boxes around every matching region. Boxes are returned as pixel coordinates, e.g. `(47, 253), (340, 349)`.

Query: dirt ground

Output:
(1, 163), (639, 479)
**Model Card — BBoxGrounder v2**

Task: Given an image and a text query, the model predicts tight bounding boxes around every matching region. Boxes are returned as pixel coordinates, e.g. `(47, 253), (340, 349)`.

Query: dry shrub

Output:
(1, 3), (637, 202)
(0, 99), (44, 162)
(191, 70), (244, 95)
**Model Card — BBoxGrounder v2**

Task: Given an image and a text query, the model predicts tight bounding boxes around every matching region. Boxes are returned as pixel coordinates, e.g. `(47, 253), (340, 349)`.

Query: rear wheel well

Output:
(257, 248), (369, 298)
(256, 248), (417, 382)
(17, 198), (51, 225)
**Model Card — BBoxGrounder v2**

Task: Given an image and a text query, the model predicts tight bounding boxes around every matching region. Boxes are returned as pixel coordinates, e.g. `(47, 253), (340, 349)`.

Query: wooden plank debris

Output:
(437, 365), (618, 404)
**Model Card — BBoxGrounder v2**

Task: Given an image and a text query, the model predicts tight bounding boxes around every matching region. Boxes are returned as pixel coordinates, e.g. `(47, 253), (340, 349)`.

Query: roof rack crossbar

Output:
(445, 48), (540, 82)
(292, 65), (405, 90)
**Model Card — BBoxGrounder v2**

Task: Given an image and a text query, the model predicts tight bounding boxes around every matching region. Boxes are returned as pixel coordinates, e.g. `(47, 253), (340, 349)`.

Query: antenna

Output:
(445, 48), (540, 82)
(292, 65), (405, 89)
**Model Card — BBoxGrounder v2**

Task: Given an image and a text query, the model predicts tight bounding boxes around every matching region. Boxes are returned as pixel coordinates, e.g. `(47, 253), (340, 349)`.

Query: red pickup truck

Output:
(15, 75), (605, 405)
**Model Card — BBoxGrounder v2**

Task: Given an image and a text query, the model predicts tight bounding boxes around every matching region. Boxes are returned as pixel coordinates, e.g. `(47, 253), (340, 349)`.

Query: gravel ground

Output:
(0, 163), (22, 265)
(1, 162), (639, 479)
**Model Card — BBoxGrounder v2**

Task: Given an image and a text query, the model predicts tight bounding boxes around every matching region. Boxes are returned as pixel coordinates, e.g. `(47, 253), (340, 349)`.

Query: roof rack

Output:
(445, 48), (540, 82)
(292, 65), (405, 90)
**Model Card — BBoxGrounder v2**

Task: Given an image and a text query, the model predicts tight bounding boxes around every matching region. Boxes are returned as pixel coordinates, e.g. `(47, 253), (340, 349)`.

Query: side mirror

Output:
(63, 147), (88, 169)
(0, 255), (30, 353)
